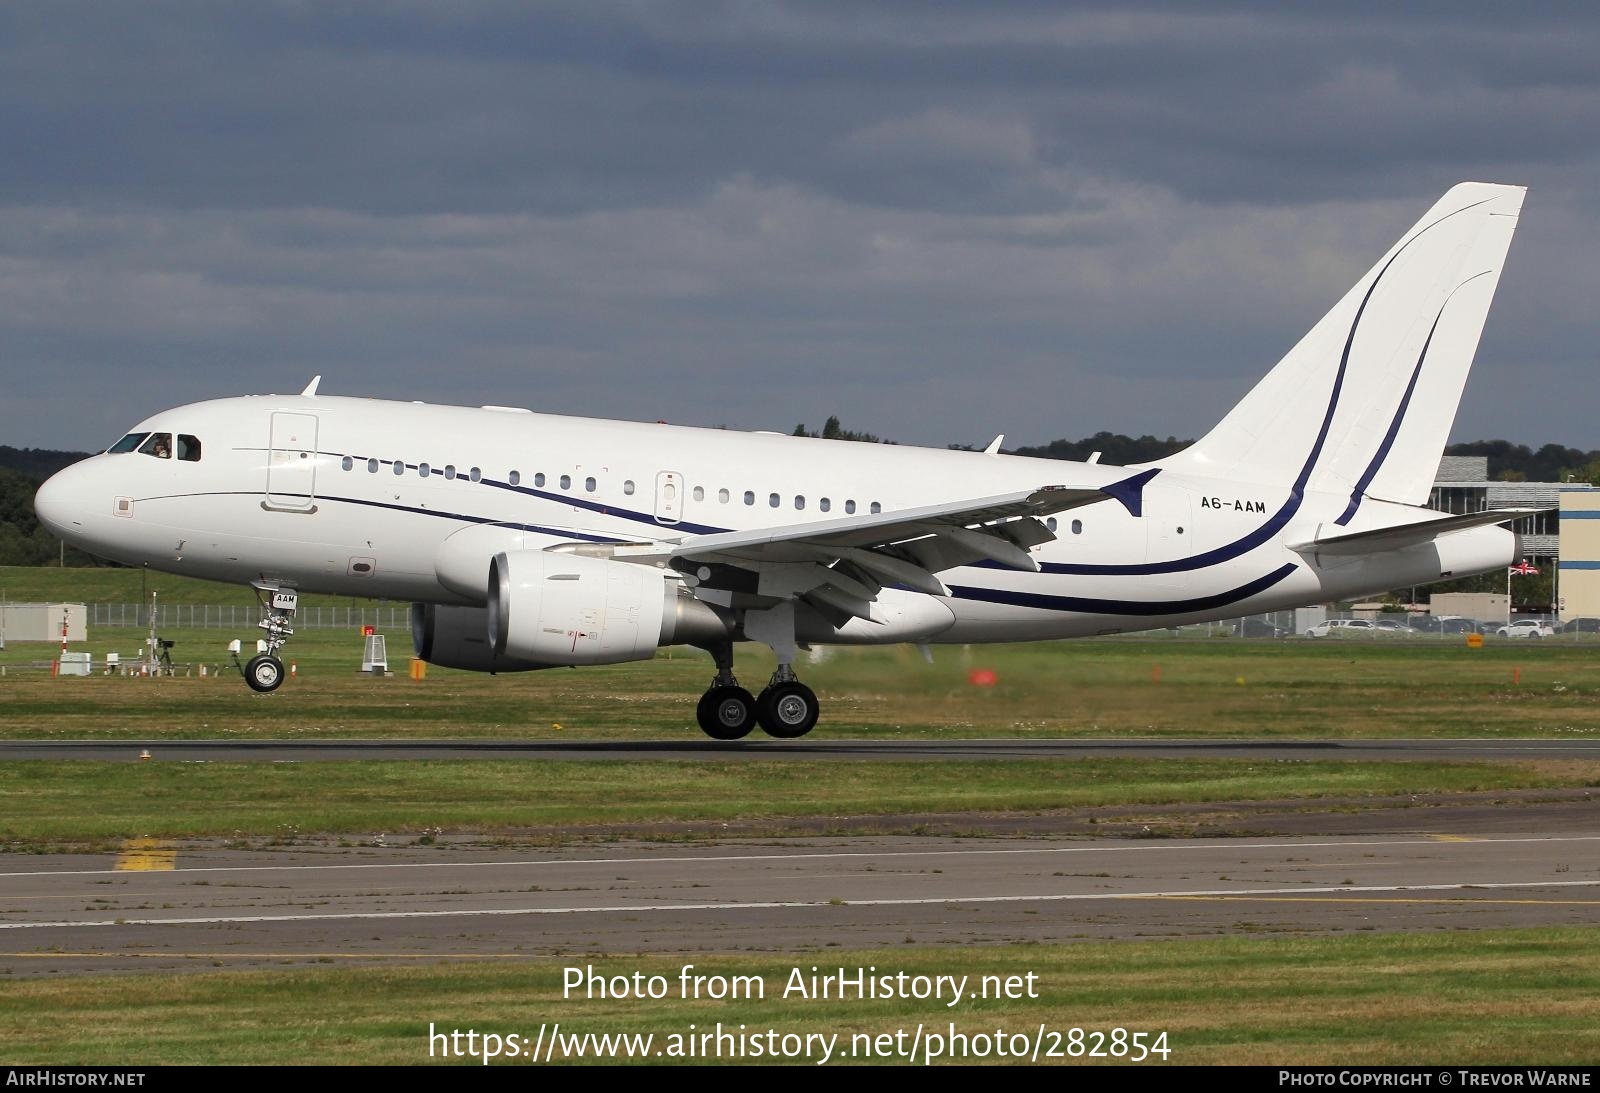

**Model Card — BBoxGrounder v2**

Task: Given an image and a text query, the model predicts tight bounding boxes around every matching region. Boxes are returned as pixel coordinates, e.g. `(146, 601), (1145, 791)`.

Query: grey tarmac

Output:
(3, 829), (1597, 977)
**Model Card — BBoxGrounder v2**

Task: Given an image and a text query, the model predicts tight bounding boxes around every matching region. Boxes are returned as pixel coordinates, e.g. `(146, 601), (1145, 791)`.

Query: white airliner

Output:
(35, 182), (1536, 739)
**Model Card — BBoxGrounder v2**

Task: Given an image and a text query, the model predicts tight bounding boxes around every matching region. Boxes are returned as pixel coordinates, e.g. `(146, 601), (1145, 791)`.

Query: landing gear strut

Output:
(692, 607), (823, 740)
(232, 582), (299, 693)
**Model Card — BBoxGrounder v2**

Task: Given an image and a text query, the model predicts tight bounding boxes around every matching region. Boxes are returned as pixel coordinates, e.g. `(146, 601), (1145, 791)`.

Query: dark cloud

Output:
(1, 3), (1597, 451)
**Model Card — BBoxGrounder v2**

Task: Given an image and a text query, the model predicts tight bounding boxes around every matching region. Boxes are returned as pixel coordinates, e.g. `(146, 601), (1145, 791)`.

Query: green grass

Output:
(3, 627), (1598, 740)
(2, 930), (1596, 1064)
(0, 757), (1591, 843)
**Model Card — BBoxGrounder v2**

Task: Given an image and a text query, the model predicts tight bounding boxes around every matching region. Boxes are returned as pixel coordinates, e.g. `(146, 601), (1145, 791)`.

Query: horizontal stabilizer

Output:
(1289, 508), (1543, 557)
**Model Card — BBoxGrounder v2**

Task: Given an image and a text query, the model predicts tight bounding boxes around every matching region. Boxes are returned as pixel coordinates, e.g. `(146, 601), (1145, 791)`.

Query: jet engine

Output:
(488, 549), (729, 666)
(410, 603), (551, 673)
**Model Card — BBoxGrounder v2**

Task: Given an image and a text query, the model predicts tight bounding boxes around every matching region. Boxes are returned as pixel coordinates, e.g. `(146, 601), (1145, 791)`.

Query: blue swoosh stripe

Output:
(479, 478), (731, 536)
(1335, 270), (1495, 526)
(319, 494), (627, 543)
(948, 563), (1298, 616)
(258, 447), (738, 537)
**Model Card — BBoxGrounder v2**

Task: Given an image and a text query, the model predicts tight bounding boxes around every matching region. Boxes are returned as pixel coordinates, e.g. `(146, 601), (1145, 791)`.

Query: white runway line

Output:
(3, 879), (1598, 931)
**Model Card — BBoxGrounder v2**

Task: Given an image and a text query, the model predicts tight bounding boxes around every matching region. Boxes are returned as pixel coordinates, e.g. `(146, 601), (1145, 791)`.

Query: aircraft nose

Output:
(33, 464), (89, 539)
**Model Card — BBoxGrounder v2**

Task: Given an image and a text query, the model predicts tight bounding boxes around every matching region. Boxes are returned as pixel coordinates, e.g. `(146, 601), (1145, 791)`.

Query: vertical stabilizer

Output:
(1157, 183), (1525, 517)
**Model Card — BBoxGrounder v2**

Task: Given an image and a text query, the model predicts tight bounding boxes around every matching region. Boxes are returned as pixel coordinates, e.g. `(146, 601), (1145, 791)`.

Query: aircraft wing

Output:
(1288, 508), (1545, 558)
(639, 484), (1110, 622)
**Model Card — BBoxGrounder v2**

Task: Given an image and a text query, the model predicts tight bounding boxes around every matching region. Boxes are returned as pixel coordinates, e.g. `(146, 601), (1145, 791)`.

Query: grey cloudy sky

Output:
(3, 2), (1598, 453)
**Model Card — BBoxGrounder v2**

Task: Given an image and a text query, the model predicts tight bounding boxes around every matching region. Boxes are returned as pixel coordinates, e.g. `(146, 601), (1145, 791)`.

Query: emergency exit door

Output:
(654, 471), (683, 524)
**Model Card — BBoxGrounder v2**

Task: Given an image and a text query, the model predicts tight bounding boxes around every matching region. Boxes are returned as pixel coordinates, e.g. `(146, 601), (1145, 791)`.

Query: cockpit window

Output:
(107, 432), (149, 454)
(138, 433), (173, 459)
(176, 435), (202, 462)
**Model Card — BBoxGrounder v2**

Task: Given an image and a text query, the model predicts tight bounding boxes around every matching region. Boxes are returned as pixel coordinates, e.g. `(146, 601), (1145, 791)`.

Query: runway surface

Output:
(3, 831), (1597, 976)
(5, 737), (1600, 761)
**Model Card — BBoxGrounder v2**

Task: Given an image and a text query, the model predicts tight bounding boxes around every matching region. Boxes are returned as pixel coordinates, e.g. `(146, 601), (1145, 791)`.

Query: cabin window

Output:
(137, 433), (173, 459)
(693, 486), (705, 502)
(420, 463), (433, 478)
(1046, 518), (1057, 532)
(341, 456), (353, 471)
(176, 435), (202, 462)
(845, 500), (856, 514)
(393, 460), (404, 476)
(368, 458), (379, 473)
(469, 467), (481, 483)
(719, 488), (730, 504)
(744, 491), (755, 506)
(560, 474), (571, 490)
(1071, 519), (1083, 535)
(107, 432), (150, 455)
(623, 480), (635, 496)
(820, 498), (831, 513)
(534, 472), (546, 487)
(509, 470), (521, 486)
(794, 495), (805, 510)
(870, 502), (882, 514)
(584, 476), (596, 492)
(768, 492), (780, 508)
(443, 464), (456, 480)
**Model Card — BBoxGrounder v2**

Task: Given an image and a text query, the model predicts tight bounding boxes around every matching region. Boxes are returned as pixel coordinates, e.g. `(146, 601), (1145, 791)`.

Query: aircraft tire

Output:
(697, 685), (756, 740)
(756, 681), (819, 739)
(244, 653), (286, 693)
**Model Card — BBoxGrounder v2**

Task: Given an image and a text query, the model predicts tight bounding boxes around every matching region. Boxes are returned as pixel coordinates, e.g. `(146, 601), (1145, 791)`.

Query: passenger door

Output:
(265, 412), (319, 512)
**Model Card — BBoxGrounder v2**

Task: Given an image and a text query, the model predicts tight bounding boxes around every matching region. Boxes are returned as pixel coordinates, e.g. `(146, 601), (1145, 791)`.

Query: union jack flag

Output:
(1509, 561), (1540, 576)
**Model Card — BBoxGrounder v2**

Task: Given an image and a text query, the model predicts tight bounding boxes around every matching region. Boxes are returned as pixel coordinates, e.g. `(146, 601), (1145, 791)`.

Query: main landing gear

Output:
(231, 582), (299, 693)
(693, 607), (822, 740)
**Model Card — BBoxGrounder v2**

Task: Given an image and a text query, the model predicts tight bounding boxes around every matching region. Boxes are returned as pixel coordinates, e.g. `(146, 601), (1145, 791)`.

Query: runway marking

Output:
(4, 834), (1597, 880)
(1427, 834), (1477, 843)
(1143, 895), (1600, 906)
(113, 839), (175, 872)
(3, 879), (1596, 931)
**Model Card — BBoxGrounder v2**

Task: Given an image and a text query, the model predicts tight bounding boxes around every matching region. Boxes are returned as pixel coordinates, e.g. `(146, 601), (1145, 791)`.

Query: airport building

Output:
(1559, 488), (1600, 622)
(1430, 456), (1599, 622)
(0, 602), (87, 644)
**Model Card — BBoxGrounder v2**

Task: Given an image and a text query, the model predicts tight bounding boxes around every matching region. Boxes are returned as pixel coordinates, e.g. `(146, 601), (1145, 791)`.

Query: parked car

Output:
(1234, 618), (1285, 638)
(1560, 618), (1600, 635)
(1373, 619), (1412, 635)
(1410, 615), (1481, 635)
(1304, 619), (1375, 638)
(1495, 619), (1555, 639)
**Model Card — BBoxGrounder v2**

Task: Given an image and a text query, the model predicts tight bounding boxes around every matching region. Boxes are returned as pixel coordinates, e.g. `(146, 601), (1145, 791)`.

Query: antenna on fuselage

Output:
(299, 375), (322, 397)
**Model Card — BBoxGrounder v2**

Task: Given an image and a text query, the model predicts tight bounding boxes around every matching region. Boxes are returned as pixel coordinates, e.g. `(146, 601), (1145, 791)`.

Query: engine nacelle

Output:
(489, 549), (672, 666)
(410, 602), (552, 673)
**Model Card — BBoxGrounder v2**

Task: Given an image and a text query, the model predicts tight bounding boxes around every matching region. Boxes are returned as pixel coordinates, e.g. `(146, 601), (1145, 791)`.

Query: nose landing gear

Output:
(232, 582), (299, 693)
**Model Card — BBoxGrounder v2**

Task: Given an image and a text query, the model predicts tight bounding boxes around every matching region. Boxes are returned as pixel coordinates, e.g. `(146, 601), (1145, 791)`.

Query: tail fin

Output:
(1157, 182), (1525, 517)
